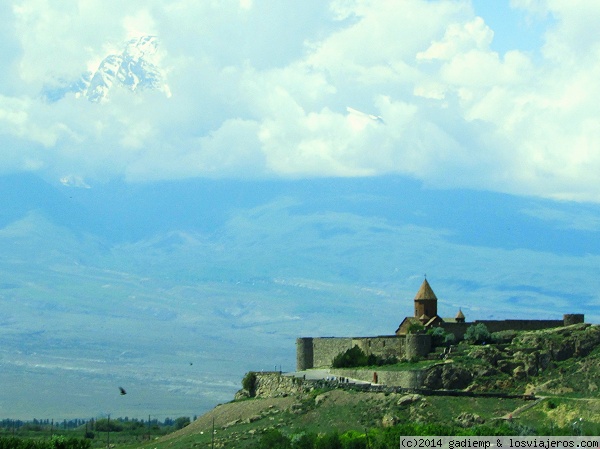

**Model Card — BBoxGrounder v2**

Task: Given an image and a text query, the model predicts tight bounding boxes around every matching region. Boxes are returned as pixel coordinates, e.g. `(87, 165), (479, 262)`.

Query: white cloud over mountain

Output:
(2, 0), (600, 201)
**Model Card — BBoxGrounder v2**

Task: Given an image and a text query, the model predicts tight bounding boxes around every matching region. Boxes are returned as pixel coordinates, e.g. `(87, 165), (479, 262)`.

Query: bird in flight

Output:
(119, 387), (127, 395)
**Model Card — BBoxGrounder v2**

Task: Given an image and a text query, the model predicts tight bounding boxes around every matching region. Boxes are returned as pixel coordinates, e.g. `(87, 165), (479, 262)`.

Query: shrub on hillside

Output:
(315, 432), (343, 449)
(427, 327), (453, 347)
(426, 327), (455, 347)
(332, 346), (368, 368)
(340, 430), (367, 449)
(444, 332), (456, 345)
(242, 371), (257, 396)
(465, 323), (491, 345)
(174, 417), (190, 430)
(332, 346), (398, 368)
(255, 429), (291, 449)
(407, 322), (425, 334)
(291, 432), (317, 449)
(491, 330), (518, 344)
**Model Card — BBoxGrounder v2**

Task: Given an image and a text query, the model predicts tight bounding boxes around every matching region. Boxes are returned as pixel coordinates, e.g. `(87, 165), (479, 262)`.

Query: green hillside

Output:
(116, 324), (600, 448)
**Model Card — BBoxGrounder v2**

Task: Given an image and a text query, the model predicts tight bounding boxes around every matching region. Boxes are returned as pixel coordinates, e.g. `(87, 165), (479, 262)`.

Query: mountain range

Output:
(0, 173), (599, 419)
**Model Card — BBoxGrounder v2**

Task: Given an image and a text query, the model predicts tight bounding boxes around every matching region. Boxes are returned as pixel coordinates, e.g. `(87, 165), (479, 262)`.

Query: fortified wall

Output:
(441, 317), (579, 341)
(297, 334), (431, 370)
(296, 278), (585, 371)
(329, 367), (426, 389)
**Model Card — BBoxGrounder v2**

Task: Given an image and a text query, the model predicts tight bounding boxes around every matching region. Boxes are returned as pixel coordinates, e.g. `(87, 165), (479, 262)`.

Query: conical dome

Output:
(414, 279), (437, 301)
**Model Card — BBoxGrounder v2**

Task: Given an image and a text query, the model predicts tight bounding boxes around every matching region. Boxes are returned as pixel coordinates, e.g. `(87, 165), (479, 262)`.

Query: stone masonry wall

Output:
(300, 336), (405, 370)
(311, 337), (353, 368)
(297, 335), (432, 370)
(563, 314), (585, 326)
(441, 320), (566, 341)
(329, 367), (427, 388)
(298, 316), (578, 370)
(253, 372), (303, 398)
(406, 334), (431, 359)
(351, 336), (406, 359)
(296, 338), (314, 371)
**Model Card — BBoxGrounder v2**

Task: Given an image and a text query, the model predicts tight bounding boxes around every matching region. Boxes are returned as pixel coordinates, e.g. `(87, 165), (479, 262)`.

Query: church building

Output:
(395, 278), (450, 334)
(395, 278), (581, 338)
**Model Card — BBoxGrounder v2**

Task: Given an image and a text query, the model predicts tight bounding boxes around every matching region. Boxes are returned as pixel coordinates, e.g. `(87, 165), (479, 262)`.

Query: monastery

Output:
(296, 278), (584, 371)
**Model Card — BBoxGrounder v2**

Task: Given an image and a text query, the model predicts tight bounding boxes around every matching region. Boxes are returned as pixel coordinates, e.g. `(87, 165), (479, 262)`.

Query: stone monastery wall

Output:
(329, 367), (426, 389)
(297, 334), (431, 370)
(298, 337), (352, 370)
(441, 319), (566, 341)
(295, 277), (586, 372)
(296, 315), (584, 371)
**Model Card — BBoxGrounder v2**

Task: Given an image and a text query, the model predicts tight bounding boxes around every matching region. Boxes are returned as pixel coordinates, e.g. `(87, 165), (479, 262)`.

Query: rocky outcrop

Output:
(462, 325), (600, 383)
(397, 394), (423, 406)
(234, 389), (251, 400)
(514, 324), (600, 361)
(422, 364), (473, 389)
(468, 345), (503, 366)
(382, 413), (399, 427)
(455, 412), (485, 427)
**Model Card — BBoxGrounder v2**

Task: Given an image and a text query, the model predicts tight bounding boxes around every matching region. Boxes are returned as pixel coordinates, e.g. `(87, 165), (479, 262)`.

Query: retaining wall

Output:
(329, 367), (427, 388)
(252, 372), (303, 398)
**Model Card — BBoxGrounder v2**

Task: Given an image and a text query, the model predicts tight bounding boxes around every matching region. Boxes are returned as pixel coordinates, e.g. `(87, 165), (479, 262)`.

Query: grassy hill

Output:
(116, 324), (600, 448)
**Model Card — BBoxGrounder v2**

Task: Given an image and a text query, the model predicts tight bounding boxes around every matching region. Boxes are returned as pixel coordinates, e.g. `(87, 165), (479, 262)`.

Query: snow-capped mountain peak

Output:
(43, 35), (170, 103)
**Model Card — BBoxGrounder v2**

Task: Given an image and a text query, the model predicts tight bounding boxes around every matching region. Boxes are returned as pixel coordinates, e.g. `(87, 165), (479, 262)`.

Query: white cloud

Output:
(123, 9), (157, 39)
(60, 174), (91, 188)
(1, 1), (600, 201)
(417, 17), (494, 61)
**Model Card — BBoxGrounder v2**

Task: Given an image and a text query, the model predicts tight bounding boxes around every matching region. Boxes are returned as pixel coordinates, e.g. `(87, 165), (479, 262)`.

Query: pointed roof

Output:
(456, 308), (465, 319)
(414, 279), (437, 301)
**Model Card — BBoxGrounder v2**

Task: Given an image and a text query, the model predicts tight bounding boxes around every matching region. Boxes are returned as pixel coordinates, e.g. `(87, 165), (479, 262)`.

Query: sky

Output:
(2, 0), (600, 421)
(1, 0), (599, 202)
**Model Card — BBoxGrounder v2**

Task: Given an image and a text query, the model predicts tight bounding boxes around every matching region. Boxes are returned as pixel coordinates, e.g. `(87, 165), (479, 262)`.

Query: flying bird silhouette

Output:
(119, 387), (127, 395)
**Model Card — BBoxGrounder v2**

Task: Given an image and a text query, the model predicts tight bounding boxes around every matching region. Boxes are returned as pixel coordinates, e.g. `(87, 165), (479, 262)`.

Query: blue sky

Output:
(1, 0), (600, 420)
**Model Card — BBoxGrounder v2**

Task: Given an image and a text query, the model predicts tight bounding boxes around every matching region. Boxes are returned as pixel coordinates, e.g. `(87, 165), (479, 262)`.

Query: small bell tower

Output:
(414, 278), (438, 319)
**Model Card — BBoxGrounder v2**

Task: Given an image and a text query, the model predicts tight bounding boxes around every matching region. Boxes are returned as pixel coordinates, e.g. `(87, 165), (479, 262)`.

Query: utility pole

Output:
(211, 417), (215, 449)
(107, 414), (110, 449)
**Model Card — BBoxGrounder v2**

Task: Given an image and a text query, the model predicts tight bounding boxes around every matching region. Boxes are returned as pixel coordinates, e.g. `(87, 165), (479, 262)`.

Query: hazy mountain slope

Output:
(0, 174), (599, 419)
